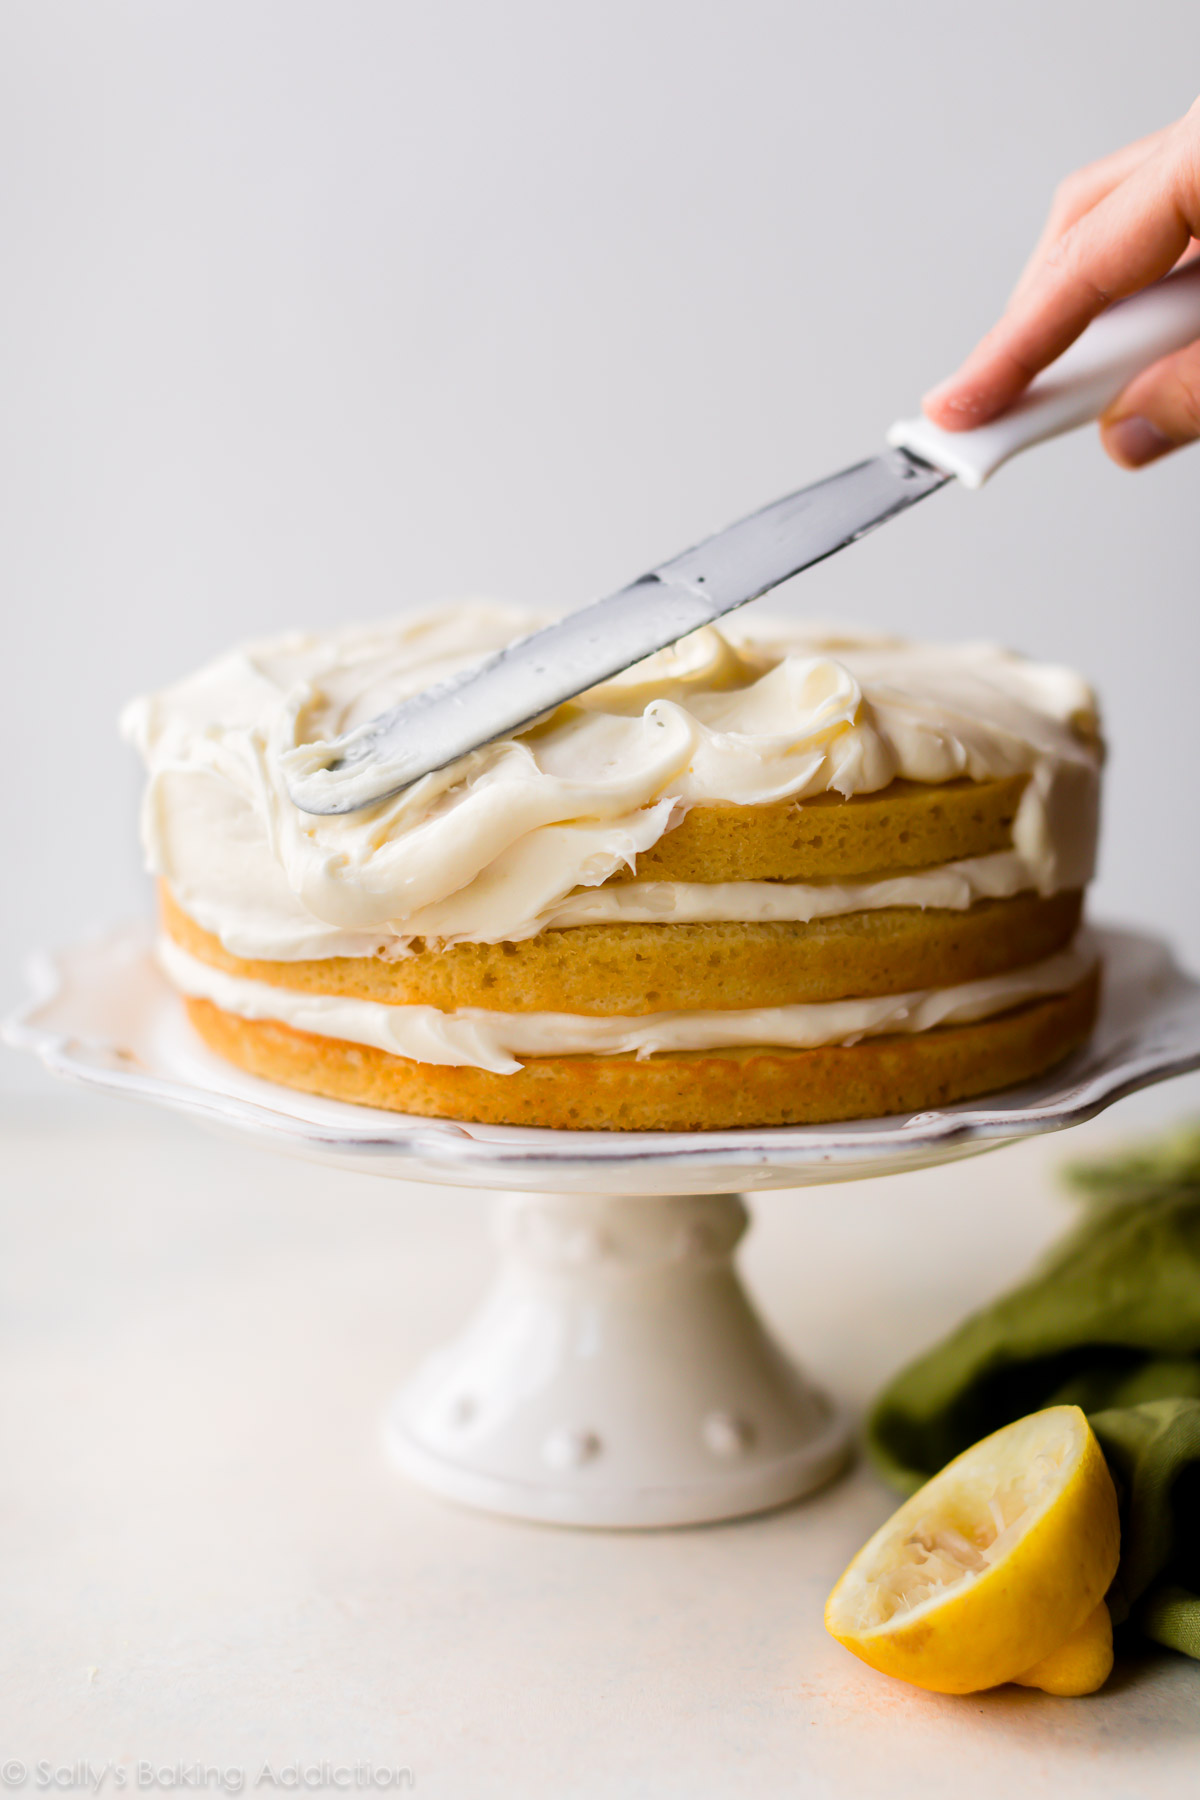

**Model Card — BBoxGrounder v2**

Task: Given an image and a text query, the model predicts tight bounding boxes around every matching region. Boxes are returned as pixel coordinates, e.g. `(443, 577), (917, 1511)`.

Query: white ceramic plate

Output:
(7, 921), (1200, 1195)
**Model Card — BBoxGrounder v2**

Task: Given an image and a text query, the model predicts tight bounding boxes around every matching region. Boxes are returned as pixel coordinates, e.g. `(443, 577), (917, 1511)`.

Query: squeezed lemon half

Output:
(826, 1406), (1120, 1695)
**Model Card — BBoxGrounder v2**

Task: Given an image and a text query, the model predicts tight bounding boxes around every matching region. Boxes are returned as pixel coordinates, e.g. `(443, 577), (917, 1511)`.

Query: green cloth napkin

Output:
(867, 1123), (1200, 1661)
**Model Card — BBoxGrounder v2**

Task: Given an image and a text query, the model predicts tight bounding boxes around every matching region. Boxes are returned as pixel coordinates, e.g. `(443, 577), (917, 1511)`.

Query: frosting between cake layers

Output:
(153, 851), (1072, 962)
(520, 852), (1064, 929)
(159, 934), (1098, 1076)
(123, 604), (1102, 957)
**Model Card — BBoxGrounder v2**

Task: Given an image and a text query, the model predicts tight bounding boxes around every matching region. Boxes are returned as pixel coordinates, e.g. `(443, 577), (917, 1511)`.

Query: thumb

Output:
(1100, 338), (1200, 467)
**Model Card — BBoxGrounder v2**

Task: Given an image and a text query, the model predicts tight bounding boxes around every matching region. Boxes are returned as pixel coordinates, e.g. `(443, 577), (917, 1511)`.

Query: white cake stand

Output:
(8, 922), (1200, 1529)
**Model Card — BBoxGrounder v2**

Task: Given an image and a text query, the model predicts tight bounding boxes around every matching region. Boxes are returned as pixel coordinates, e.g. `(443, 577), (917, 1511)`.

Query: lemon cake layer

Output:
(162, 885), (1083, 1015)
(613, 775), (1028, 883)
(179, 970), (1099, 1131)
(160, 932), (1095, 1067)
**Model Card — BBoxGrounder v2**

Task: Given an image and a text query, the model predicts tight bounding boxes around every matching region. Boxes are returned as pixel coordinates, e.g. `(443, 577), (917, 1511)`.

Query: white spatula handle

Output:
(888, 257), (1200, 487)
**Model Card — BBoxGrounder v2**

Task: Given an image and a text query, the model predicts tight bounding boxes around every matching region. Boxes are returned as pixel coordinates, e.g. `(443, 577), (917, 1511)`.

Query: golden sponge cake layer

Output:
(617, 776), (1028, 883)
(163, 886), (1083, 1017)
(183, 969), (1099, 1132)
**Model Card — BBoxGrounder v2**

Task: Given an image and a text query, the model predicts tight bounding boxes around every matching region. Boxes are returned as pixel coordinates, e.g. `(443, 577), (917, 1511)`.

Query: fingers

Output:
(1008, 127), (1169, 311)
(926, 146), (1196, 428)
(1100, 337), (1200, 466)
(925, 104), (1200, 432)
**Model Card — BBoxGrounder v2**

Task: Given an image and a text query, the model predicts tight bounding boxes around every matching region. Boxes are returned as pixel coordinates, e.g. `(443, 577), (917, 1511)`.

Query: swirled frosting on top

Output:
(121, 603), (1102, 959)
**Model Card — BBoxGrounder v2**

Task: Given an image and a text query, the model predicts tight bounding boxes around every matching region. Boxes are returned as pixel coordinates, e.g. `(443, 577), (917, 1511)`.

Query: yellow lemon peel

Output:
(825, 1406), (1120, 1695)
(1011, 1599), (1113, 1695)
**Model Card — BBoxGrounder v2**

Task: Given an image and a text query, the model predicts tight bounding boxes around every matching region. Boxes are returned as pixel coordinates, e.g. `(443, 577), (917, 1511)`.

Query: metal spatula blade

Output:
(285, 260), (1200, 818)
(286, 449), (948, 816)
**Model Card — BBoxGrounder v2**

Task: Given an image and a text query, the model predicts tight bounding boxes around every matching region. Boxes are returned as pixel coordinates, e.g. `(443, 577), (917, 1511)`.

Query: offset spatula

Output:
(287, 260), (1200, 816)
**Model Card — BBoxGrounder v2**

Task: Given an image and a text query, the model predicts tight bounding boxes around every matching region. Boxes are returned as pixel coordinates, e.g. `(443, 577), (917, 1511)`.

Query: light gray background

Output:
(3, 0), (1198, 1094)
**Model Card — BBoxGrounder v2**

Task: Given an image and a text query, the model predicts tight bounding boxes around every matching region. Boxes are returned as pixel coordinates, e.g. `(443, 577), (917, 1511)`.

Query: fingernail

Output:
(1104, 415), (1175, 468)
(921, 382), (998, 426)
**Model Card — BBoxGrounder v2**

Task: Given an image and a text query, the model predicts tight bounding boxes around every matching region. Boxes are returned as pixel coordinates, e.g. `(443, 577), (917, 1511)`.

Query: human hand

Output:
(924, 102), (1200, 468)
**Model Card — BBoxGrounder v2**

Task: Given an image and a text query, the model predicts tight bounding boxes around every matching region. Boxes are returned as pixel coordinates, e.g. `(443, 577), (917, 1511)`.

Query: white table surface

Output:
(3, 1083), (1197, 1798)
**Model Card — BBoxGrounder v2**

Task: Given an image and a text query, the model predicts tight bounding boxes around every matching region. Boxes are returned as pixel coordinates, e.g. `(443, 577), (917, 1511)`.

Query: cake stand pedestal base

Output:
(386, 1188), (850, 1527)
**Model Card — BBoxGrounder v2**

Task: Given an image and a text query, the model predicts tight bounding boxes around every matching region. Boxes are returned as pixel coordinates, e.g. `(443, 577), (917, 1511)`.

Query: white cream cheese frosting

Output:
(123, 603), (1102, 959)
(159, 935), (1098, 1076)
(497, 851), (1058, 936)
